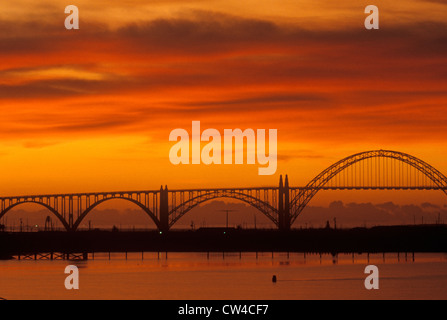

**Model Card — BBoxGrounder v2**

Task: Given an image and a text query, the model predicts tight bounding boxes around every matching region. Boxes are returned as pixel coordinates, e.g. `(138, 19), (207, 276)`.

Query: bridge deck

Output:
(0, 186), (445, 200)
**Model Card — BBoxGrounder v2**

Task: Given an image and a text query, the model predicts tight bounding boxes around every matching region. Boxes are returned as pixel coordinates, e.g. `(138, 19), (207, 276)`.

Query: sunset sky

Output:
(0, 0), (446, 211)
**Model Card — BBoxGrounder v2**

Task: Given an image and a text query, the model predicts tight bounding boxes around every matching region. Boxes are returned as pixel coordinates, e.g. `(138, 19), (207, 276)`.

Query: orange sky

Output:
(0, 0), (446, 202)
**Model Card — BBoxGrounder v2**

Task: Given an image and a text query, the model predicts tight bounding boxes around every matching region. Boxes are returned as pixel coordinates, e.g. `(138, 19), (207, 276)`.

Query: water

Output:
(1, 252), (447, 300)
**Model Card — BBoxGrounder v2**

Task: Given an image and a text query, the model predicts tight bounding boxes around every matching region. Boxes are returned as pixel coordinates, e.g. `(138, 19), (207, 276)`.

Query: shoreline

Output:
(1, 225), (446, 258)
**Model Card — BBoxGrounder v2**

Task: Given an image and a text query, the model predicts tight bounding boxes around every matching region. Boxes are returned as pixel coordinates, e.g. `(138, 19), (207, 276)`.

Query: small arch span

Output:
(0, 201), (70, 231)
(72, 197), (161, 231)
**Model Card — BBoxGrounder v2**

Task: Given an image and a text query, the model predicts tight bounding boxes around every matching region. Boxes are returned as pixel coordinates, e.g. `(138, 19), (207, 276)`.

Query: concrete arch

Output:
(0, 201), (70, 231)
(72, 197), (160, 231)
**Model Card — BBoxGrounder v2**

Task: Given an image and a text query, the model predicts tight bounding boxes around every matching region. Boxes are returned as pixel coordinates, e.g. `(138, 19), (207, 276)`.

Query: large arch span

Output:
(289, 150), (447, 226)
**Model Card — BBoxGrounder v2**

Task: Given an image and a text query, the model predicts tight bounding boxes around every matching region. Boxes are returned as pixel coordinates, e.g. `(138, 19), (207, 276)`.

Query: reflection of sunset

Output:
(0, 1), (446, 206)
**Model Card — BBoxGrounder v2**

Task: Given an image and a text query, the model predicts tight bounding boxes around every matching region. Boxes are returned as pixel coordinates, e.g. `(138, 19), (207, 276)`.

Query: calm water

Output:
(1, 252), (447, 300)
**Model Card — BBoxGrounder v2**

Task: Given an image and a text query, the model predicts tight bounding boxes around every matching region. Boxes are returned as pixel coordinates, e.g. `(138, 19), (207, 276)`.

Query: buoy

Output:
(272, 275), (277, 283)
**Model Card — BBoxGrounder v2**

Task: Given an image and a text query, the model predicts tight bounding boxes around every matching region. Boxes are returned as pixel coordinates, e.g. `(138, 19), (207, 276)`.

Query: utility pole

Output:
(218, 210), (237, 228)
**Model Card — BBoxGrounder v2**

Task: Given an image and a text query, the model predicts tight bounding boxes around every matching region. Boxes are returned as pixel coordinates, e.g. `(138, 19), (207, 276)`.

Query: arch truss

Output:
(289, 150), (447, 225)
(167, 188), (279, 228)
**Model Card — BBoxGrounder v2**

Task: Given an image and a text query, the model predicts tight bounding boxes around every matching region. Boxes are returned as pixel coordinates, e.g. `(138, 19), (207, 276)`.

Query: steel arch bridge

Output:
(288, 150), (447, 226)
(0, 150), (446, 231)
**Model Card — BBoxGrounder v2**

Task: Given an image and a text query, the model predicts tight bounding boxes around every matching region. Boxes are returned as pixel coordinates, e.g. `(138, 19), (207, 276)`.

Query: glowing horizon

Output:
(0, 0), (446, 203)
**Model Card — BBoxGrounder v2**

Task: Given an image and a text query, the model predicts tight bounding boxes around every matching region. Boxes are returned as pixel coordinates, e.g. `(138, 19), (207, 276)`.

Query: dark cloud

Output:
(0, 11), (445, 142)
(1, 12), (445, 98)
(112, 13), (447, 60)
(1, 11), (446, 59)
(277, 150), (326, 162)
(116, 11), (281, 53)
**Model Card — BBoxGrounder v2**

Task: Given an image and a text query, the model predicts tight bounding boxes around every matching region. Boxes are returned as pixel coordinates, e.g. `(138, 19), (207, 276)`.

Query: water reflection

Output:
(1, 252), (447, 300)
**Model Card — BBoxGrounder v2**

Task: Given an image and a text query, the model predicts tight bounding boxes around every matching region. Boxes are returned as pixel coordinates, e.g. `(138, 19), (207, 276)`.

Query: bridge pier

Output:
(68, 215), (74, 231)
(278, 175), (291, 231)
(159, 186), (169, 233)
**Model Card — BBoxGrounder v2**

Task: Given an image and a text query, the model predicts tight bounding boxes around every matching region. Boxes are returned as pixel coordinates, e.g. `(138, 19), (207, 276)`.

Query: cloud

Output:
(116, 11), (281, 53)
(421, 202), (440, 209)
(299, 201), (446, 228)
(0, 79), (98, 99)
(277, 150), (326, 162)
(0, 10), (445, 146)
(376, 202), (400, 212)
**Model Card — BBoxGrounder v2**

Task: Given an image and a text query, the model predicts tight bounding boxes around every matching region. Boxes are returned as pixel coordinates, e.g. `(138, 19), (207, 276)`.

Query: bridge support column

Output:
(68, 196), (74, 231)
(159, 186), (169, 233)
(278, 175), (291, 231)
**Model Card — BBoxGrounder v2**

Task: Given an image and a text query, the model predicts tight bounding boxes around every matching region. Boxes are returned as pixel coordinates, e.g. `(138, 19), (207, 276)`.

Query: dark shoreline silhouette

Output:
(1, 225), (446, 259)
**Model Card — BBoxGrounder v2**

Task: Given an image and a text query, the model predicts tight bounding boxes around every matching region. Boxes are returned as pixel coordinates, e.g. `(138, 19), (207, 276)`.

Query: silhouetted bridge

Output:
(1, 150), (446, 231)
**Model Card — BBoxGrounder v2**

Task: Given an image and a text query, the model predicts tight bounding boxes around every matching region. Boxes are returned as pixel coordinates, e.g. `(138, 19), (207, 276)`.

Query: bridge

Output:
(1, 150), (446, 232)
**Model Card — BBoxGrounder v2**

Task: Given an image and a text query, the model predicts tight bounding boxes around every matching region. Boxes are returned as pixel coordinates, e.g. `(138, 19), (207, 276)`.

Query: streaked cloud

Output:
(0, 1), (445, 197)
